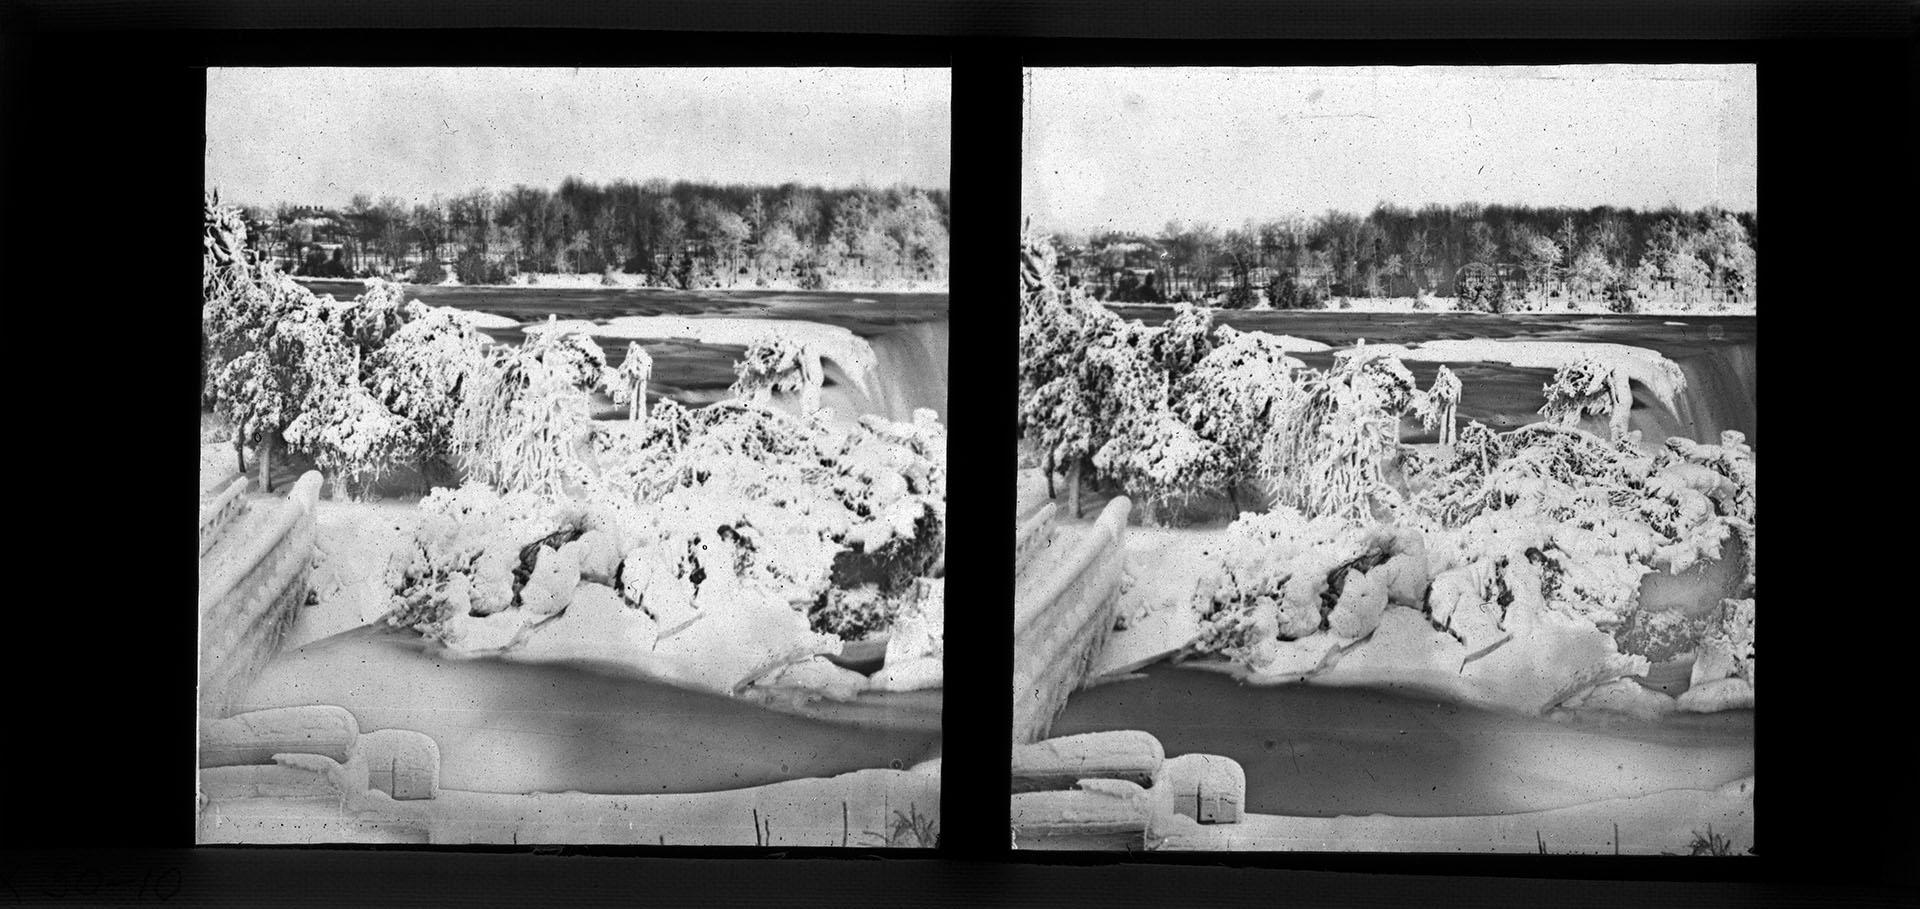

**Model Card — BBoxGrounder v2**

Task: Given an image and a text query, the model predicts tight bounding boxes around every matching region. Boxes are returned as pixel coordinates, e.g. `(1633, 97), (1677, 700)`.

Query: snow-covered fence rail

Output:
(1014, 502), (1059, 577)
(1013, 496), (1132, 744)
(199, 477), (250, 557)
(1010, 730), (1246, 850)
(197, 471), (323, 718)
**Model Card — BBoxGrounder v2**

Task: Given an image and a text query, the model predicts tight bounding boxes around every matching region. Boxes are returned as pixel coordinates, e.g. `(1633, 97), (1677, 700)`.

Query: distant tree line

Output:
(229, 178), (951, 289)
(1052, 203), (1756, 312)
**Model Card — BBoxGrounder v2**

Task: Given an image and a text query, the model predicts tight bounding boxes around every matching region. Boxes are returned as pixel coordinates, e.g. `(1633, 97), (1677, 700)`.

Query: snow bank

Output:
(1152, 776), (1755, 853)
(432, 307), (521, 330)
(1252, 334), (1333, 353)
(1378, 339), (1689, 417)
(289, 502), (425, 651)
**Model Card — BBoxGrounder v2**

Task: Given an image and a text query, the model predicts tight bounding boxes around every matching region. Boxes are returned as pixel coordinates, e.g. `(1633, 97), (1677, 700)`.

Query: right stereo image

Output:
(1013, 64), (1756, 853)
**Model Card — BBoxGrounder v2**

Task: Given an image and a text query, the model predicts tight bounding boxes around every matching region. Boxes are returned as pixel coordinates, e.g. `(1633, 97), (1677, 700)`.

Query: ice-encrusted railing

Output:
(198, 470), (323, 718)
(1014, 502), (1058, 577)
(1012, 495), (1131, 745)
(199, 476), (251, 557)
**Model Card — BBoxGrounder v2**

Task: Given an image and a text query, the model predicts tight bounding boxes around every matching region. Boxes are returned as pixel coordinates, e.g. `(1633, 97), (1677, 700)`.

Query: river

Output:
(237, 624), (940, 796)
(1050, 665), (1753, 819)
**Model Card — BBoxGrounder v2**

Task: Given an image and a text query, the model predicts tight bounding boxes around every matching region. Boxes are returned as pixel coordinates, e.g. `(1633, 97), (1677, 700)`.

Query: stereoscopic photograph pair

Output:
(196, 63), (1754, 855)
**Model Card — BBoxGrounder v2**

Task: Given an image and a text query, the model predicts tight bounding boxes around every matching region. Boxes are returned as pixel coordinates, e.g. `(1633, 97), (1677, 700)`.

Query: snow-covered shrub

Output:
(1191, 508), (1422, 658)
(1612, 606), (1709, 663)
(811, 584), (895, 641)
(383, 484), (586, 633)
(584, 398), (946, 644)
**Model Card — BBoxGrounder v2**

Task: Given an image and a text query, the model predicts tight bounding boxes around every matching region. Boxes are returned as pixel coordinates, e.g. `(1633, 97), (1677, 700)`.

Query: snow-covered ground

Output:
(1154, 776), (1753, 854)
(200, 764), (940, 846)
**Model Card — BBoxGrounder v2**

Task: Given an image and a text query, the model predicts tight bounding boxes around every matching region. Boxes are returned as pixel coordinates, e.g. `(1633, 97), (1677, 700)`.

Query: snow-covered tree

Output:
(1264, 343), (1417, 522)
(614, 343), (655, 423)
(454, 325), (613, 499)
(1173, 326), (1303, 507)
(730, 332), (824, 414)
(1413, 364), (1462, 445)
(1541, 353), (1633, 440)
(1018, 233), (1108, 511)
(366, 306), (492, 486)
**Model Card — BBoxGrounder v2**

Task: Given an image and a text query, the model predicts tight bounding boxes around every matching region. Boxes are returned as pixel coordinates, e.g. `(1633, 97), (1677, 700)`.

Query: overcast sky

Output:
(1024, 65), (1757, 235)
(207, 67), (951, 208)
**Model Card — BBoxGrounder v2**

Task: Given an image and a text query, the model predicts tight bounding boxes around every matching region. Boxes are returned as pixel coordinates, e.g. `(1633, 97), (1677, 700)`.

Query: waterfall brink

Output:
(1637, 343), (1756, 446)
(821, 319), (949, 423)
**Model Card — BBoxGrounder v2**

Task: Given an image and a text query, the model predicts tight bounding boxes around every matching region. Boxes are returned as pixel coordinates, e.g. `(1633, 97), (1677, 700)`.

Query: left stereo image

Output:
(196, 66), (950, 847)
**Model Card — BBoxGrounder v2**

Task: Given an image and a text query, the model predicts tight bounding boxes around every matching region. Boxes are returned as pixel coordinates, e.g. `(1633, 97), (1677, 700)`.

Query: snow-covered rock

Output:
(1318, 606), (1466, 683)
(1676, 676), (1755, 712)
(1556, 678), (1678, 720)
(1378, 546), (1430, 609)
(651, 590), (839, 692)
(869, 655), (943, 692)
(1458, 602), (1648, 714)
(520, 544), (581, 616)
(1690, 635), (1742, 688)
(1093, 604), (1203, 679)
(571, 530), (622, 586)
(1426, 566), (1478, 627)
(439, 607), (538, 654)
(883, 578), (943, 669)
(756, 656), (870, 701)
(470, 546), (518, 616)
(1447, 598), (1511, 660)
(514, 583), (658, 665)
(1244, 632), (1347, 682)
(1327, 568), (1389, 640)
